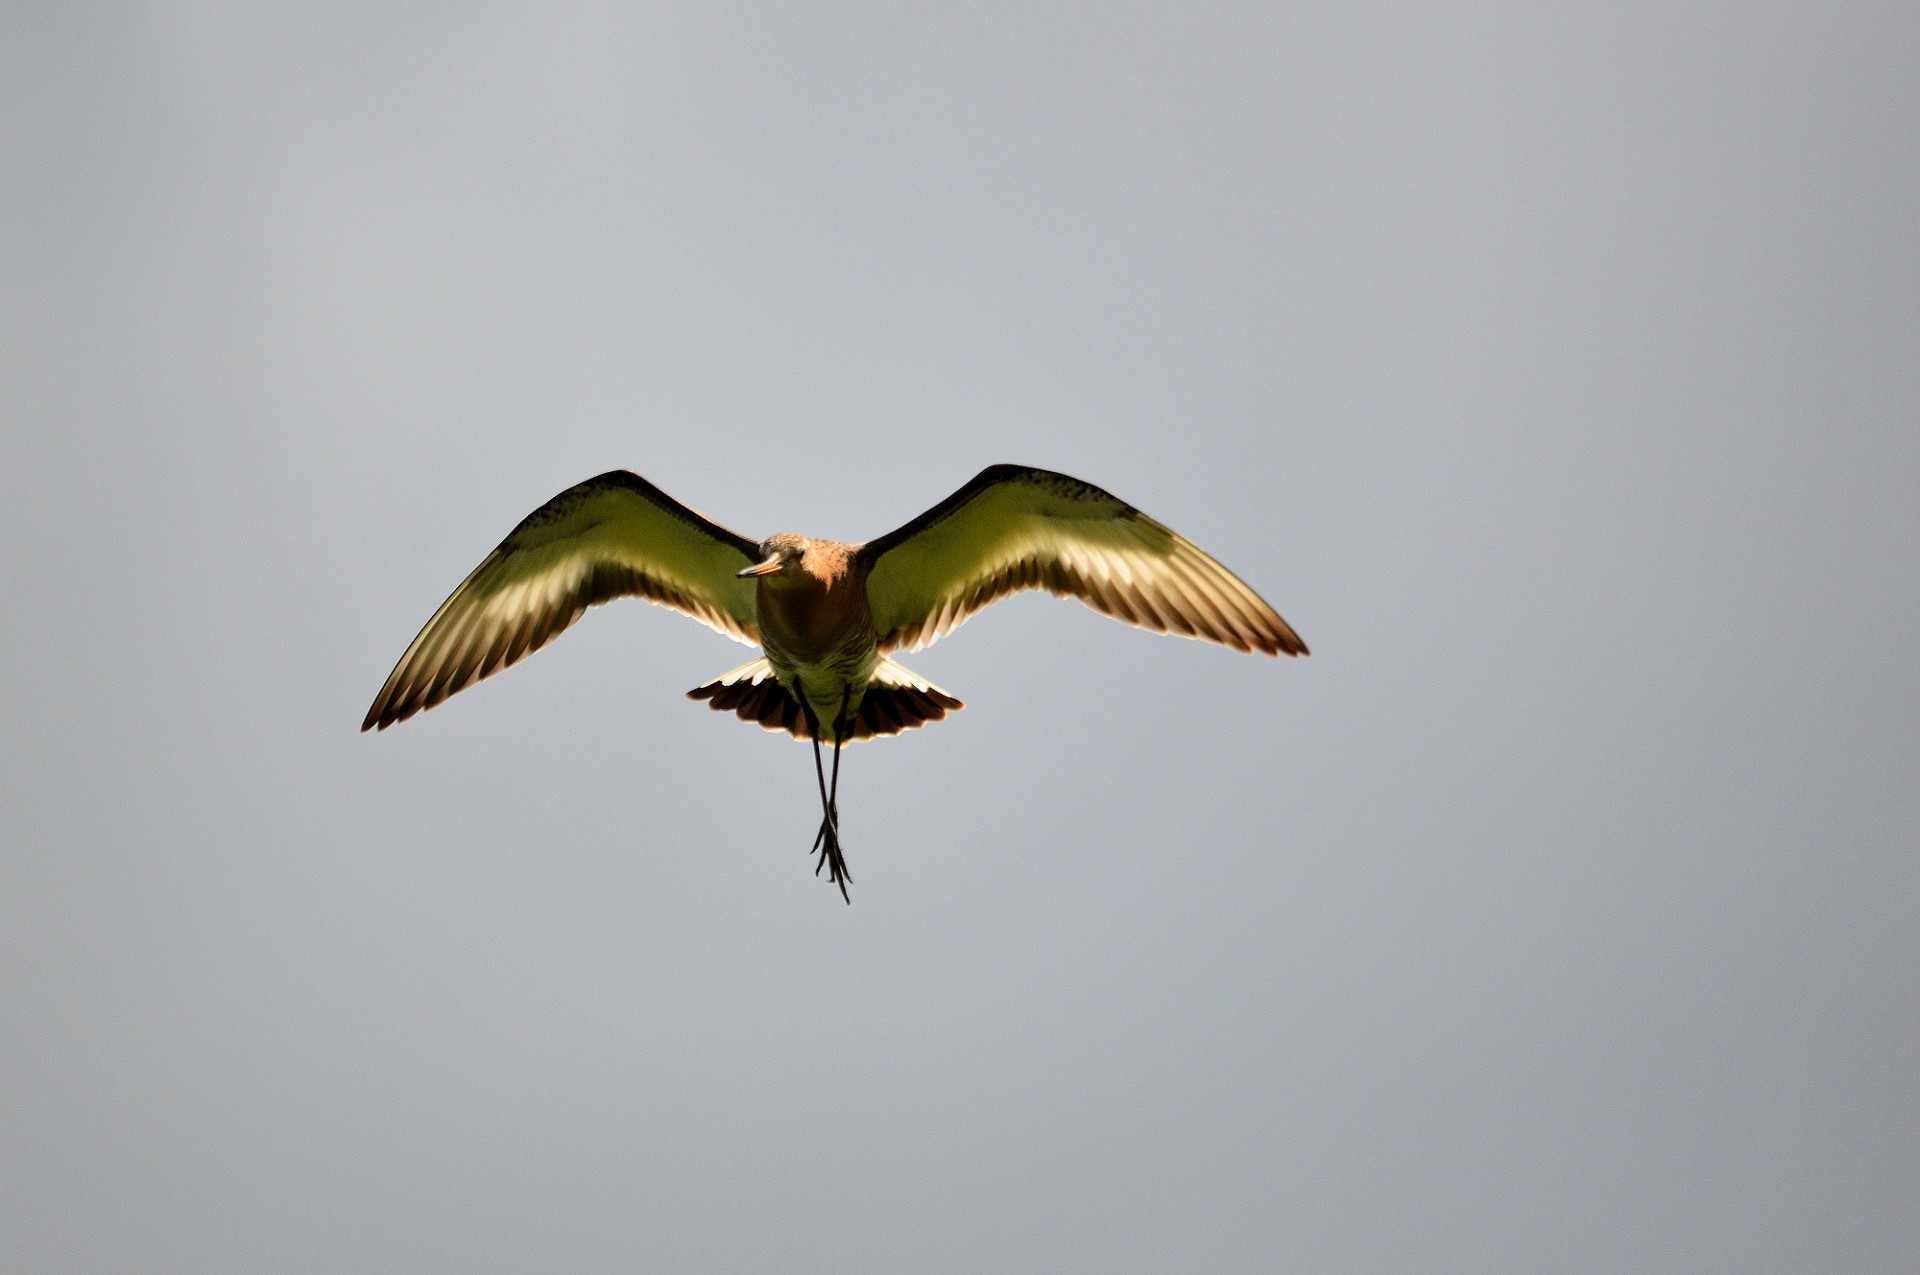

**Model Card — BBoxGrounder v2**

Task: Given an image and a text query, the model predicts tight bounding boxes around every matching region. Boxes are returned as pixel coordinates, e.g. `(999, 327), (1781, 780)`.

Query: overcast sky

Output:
(3, 4), (1916, 1272)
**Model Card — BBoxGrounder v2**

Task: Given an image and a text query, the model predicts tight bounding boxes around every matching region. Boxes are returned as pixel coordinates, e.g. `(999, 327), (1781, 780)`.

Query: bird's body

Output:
(364, 464), (1307, 899)
(747, 536), (880, 743)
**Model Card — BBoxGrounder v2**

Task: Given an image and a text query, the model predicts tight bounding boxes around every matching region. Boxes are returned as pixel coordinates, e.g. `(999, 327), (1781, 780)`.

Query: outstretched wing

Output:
(363, 471), (761, 730)
(858, 465), (1307, 657)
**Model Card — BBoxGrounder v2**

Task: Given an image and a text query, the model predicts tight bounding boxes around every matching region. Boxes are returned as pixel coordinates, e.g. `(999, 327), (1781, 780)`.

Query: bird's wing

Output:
(858, 465), (1307, 656)
(363, 471), (761, 730)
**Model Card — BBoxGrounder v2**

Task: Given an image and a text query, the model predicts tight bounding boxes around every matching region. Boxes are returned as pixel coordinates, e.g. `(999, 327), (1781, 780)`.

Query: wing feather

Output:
(363, 471), (761, 730)
(858, 465), (1307, 657)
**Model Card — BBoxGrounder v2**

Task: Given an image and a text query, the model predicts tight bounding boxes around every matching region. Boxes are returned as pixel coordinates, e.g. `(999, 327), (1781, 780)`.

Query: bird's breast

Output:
(755, 576), (876, 667)
(756, 579), (879, 732)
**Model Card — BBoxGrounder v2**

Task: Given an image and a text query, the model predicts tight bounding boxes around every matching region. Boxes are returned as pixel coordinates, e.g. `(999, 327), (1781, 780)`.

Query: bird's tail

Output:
(687, 657), (963, 742)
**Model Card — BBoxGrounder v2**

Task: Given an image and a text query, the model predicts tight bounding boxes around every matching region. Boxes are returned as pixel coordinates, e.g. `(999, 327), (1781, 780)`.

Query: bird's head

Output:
(738, 533), (808, 580)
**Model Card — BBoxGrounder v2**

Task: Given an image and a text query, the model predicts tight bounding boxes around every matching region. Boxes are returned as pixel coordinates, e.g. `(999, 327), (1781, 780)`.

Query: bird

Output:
(362, 464), (1307, 900)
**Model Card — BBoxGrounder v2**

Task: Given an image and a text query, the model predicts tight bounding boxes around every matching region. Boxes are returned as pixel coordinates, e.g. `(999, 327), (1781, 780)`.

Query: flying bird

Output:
(363, 465), (1307, 900)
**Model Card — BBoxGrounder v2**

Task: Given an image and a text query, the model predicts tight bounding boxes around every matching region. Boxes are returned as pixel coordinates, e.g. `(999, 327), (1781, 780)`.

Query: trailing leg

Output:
(795, 679), (852, 903)
(828, 685), (850, 815)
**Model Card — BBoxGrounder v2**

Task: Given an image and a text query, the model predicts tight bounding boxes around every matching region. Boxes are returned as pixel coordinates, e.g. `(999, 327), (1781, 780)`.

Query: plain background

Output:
(4, 4), (1915, 1271)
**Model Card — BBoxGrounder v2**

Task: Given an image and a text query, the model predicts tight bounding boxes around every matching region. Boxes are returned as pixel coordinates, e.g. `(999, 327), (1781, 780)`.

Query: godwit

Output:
(363, 465), (1307, 899)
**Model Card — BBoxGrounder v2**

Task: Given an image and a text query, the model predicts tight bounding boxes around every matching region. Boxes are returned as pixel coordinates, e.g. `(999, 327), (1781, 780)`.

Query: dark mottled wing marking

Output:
(364, 471), (761, 730)
(856, 464), (1307, 656)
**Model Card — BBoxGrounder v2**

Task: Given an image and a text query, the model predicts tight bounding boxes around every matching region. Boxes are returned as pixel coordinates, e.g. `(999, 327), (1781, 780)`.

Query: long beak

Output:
(738, 553), (783, 578)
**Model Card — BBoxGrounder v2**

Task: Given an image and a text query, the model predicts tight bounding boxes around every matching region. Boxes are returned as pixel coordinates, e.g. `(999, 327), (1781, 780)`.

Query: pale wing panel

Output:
(860, 466), (1305, 656)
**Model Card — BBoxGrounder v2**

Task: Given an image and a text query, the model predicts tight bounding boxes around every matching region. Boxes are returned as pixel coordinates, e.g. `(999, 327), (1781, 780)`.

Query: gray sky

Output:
(4, 4), (1916, 1271)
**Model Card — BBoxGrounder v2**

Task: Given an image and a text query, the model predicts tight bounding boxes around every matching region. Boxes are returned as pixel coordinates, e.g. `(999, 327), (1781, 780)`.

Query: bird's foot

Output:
(810, 806), (852, 903)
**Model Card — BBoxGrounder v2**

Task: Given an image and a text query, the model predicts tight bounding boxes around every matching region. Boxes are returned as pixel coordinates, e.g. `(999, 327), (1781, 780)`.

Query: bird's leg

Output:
(795, 679), (851, 903)
(827, 687), (850, 821)
(808, 689), (856, 901)
(808, 732), (837, 842)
